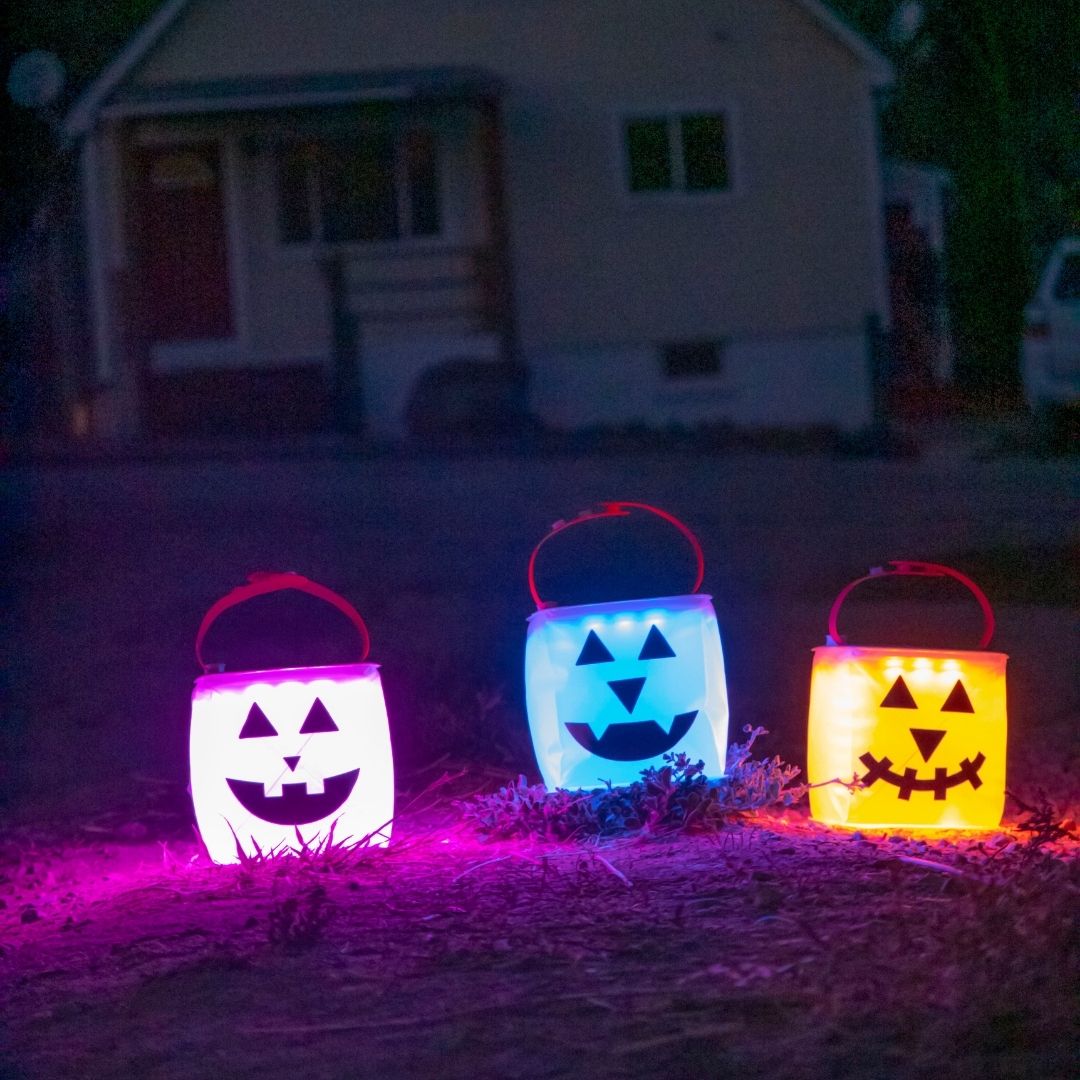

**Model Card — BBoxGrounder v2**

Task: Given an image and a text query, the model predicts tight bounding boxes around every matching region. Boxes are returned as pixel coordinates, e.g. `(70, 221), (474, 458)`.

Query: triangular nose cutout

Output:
(283, 756), (300, 772)
(910, 728), (945, 762)
(608, 677), (646, 714)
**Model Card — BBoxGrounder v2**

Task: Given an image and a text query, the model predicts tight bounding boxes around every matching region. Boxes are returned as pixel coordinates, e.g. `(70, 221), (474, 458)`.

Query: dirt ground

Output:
(1, 436), (1077, 1077)
(1, 793), (1077, 1080)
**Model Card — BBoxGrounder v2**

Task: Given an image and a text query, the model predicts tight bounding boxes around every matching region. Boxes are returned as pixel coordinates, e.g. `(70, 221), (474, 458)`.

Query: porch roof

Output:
(95, 67), (504, 125)
(99, 67), (503, 121)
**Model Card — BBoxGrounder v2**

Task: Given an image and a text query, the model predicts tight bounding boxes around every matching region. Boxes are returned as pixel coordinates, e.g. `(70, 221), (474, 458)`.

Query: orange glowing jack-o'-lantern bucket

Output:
(190, 573), (394, 864)
(807, 562), (1007, 830)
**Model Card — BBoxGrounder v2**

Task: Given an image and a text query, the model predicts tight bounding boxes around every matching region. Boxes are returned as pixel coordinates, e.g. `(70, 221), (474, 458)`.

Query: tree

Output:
(1, 1), (159, 244)
(831, 0), (1079, 407)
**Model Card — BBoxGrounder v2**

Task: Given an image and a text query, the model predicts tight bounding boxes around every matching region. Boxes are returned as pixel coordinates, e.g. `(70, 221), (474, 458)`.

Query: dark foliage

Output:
(458, 727), (804, 840)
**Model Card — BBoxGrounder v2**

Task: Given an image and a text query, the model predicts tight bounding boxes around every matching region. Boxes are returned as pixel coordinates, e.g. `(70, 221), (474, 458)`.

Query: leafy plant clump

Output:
(459, 726), (804, 841)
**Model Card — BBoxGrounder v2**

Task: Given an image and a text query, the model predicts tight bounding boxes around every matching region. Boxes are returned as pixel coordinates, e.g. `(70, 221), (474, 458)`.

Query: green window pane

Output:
(626, 119), (672, 191)
(319, 134), (399, 243)
(681, 114), (728, 191)
(405, 129), (441, 237)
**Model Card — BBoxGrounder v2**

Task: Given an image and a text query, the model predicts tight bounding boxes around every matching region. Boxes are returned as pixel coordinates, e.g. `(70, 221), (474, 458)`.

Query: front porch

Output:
(80, 69), (516, 438)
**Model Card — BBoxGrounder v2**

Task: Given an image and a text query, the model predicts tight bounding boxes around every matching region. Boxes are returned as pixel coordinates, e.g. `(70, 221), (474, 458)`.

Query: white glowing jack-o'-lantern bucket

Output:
(808, 561), (1007, 830)
(525, 502), (729, 790)
(190, 573), (394, 864)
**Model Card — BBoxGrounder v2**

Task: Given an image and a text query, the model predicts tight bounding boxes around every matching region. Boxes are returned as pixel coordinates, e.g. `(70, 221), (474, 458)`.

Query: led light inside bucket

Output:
(807, 562), (1007, 830)
(190, 574), (394, 864)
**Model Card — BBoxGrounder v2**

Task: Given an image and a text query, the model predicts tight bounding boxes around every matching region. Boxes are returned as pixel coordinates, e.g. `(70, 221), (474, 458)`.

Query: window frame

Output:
(273, 126), (446, 252)
(615, 102), (740, 201)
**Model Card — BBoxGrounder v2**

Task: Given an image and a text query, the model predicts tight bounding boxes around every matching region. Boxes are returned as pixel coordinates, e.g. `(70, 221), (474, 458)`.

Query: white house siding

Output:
(117, 0), (887, 433)
(529, 331), (869, 430)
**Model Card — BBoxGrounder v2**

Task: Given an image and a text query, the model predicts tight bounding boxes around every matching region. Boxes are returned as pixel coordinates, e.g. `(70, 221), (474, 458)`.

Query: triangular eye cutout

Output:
(638, 624), (676, 660)
(576, 629), (615, 666)
(940, 680), (974, 713)
(299, 697), (339, 733)
(880, 675), (918, 709)
(239, 702), (277, 739)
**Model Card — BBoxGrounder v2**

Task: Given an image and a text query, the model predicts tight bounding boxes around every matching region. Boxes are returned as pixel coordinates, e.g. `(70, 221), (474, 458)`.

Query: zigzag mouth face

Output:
(858, 752), (985, 801)
(564, 711), (698, 761)
(226, 768), (359, 825)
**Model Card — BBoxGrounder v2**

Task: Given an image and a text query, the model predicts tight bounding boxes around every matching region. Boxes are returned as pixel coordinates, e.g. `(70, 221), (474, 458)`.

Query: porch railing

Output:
(320, 242), (508, 433)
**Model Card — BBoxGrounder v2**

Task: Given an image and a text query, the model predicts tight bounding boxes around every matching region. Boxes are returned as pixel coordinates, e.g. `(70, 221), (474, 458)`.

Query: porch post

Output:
(477, 95), (518, 364)
(320, 250), (364, 436)
(114, 123), (153, 438)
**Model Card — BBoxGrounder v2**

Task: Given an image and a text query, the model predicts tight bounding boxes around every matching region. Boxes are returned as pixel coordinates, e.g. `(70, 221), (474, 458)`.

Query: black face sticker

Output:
(607, 677), (646, 713)
(299, 697), (339, 733)
(909, 727), (946, 761)
(940, 680), (974, 713)
(576, 630), (615, 665)
(239, 703), (277, 739)
(858, 751), (984, 801)
(565, 711), (699, 761)
(226, 768), (359, 825)
(567, 623), (696, 760)
(863, 677), (986, 799)
(638, 625), (676, 660)
(880, 675), (918, 709)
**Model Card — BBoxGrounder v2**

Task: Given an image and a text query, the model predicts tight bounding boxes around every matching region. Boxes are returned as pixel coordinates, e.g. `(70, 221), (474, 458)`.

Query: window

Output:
(276, 129), (442, 245)
(625, 112), (730, 193)
(661, 340), (724, 378)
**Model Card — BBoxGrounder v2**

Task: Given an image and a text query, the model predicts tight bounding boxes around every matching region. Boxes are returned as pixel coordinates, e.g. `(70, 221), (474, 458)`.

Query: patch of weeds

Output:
(1007, 790), (1077, 851)
(458, 726), (804, 840)
(268, 885), (332, 952)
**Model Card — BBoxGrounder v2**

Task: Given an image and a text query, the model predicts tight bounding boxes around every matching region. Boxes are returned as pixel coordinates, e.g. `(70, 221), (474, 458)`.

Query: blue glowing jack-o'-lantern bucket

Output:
(190, 573), (394, 864)
(524, 502), (729, 790)
(807, 562), (1007, 830)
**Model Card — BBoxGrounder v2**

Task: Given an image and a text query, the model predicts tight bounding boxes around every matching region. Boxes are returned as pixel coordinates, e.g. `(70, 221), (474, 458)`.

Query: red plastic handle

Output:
(828, 561), (995, 648)
(195, 572), (371, 672)
(527, 501), (706, 609)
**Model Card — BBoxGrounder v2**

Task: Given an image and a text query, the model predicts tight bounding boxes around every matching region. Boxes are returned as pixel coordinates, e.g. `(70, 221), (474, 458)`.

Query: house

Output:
(59, 0), (893, 438)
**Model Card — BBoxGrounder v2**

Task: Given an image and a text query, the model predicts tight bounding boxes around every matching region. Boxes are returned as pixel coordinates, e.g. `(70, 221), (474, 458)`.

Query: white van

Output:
(1022, 237), (1080, 424)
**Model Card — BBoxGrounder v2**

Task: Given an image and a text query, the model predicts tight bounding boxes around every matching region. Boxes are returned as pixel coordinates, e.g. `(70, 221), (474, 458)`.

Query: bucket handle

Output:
(828, 561), (995, 648)
(196, 572), (371, 672)
(528, 501), (705, 610)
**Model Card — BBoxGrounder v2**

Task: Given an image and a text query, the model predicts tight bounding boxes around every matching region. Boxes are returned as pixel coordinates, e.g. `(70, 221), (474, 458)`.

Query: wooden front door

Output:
(132, 143), (234, 344)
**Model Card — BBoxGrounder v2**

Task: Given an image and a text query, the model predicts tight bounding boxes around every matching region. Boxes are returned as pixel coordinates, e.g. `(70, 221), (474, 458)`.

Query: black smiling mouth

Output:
(564, 711), (699, 761)
(226, 768), (360, 825)
(858, 752), (985, 801)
